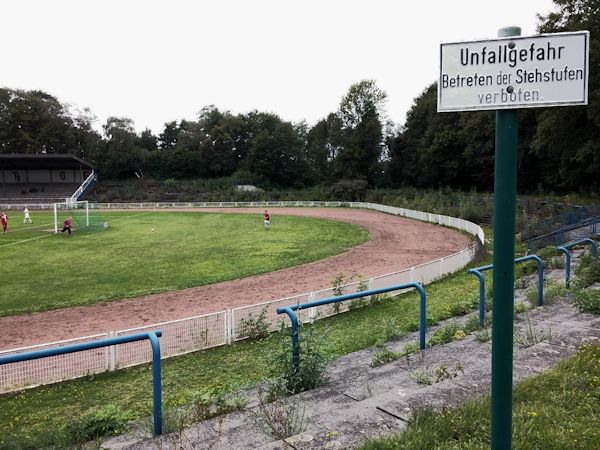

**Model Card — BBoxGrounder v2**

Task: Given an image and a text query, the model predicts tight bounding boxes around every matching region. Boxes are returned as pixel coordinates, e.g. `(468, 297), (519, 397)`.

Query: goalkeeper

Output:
(61, 216), (72, 237)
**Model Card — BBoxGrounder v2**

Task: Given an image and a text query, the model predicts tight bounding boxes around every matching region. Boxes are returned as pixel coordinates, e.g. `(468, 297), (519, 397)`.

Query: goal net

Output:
(53, 201), (108, 233)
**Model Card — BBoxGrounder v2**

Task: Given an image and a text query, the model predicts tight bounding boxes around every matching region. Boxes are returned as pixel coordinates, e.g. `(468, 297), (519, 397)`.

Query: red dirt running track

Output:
(0, 208), (470, 350)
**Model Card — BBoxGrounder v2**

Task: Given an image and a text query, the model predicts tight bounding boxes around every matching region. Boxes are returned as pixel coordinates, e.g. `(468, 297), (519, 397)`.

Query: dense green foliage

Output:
(3, 2), (599, 193)
(0, 211), (368, 315)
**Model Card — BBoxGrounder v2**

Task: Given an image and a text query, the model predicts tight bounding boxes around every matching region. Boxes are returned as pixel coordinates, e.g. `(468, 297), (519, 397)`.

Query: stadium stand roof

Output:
(0, 154), (94, 170)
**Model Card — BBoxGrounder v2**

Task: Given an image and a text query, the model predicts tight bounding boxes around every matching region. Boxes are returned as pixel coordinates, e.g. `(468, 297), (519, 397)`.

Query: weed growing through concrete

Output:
(370, 340), (420, 368)
(370, 344), (401, 368)
(411, 367), (434, 385)
(426, 323), (460, 347)
(526, 279), (567, 307)
(319, 430), (340, 444)
(573, 254), (600, 288)
(249, 386), (309, 441)
(435, 362), (464, 383)
(571, 288), (600, 314)
(514, 314), (553, 347)
(514, 302), (531, 315)
(462, 314), (482, 334)
(474, 328), (491, 343)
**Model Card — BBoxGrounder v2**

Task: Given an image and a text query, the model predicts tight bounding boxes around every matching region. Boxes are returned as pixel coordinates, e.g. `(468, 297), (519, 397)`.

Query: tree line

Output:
(0, 79), (388, 188)
(0, 0), (598, 193)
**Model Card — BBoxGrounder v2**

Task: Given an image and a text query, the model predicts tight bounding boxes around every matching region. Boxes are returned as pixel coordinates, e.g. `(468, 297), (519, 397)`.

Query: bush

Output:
(331, 272), (346, 297)
(450, 301), (473, 316)
(514, 302), (531, 315)
(401, 341), (420, 356)
(426, 323), (460, 348)
(327, 179), (369, 202)
(463, 314), (482, 334)
(250, 386), (309, 440)
(239, 307), (270, 340)
(405, 320), (420, 332)
(268, 326), (329, 394)
(573, 257), (600, 288)
(382, 318), (404, 341)
(572, 289), (600, 314)
(516, 260), (538, 278)
(64, 404), (133, 442)
(370, 345), (401, 368)
(425, 316), (439, 326)
(474, 328), (491, 342)
(458, 197), (485, 223)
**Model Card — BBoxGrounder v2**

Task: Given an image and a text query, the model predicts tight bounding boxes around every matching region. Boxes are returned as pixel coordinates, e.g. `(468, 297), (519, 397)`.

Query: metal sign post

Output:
(491, 26), (520, 449)
(439, 27), (589, 450)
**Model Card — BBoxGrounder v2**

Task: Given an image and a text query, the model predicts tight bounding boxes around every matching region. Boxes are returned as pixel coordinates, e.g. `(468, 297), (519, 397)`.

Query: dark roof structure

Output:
(0, 154), (94, 170)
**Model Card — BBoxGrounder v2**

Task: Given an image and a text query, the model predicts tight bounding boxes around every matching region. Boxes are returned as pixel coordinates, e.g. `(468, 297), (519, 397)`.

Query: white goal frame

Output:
(53, 200), (89, 233)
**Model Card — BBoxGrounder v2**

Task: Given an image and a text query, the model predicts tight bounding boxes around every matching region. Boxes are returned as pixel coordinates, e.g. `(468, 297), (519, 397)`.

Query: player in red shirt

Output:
(61, 216), (72, 237)
(0, 211), (7, 235)
(263, 210), (270, 230)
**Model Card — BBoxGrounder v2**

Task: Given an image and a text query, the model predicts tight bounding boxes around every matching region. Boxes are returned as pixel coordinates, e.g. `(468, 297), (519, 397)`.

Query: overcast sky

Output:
(2, 0), (557, 134)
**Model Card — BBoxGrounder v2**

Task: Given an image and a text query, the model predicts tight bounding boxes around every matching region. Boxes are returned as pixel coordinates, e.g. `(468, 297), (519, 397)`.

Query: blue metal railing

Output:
(557, 238), (598, 288)
(467, 255), (544, 326)
(0, 331), (163, 435)
(521, 207), (592, 241)
(526, 216), (599, 253)
(276, 283), (426, 370)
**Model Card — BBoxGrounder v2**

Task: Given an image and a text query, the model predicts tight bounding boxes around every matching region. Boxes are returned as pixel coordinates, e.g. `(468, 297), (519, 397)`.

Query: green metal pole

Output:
(491, 26), (521, 450)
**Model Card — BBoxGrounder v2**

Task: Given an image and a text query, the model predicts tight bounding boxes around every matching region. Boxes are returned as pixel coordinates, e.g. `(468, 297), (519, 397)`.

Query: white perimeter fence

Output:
(0, 202), (484, 394)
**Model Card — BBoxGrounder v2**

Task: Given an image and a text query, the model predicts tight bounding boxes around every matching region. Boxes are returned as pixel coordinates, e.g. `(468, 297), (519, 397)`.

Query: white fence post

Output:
(308, 292), (317, 323)
(107, 331), (117, 371)
(226, 309), (233, 344)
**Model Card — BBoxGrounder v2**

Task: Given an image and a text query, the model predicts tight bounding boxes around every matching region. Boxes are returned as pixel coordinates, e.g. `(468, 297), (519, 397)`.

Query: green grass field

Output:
(0, 210), (369, 316)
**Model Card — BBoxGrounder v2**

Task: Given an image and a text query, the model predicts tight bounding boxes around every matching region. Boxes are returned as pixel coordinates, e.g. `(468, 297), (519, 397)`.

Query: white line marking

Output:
(7, 222), (54, 233)
(0, 234), (52, 248)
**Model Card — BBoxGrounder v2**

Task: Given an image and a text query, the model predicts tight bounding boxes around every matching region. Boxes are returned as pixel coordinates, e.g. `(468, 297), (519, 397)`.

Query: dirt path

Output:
(0, 208), (470, 350)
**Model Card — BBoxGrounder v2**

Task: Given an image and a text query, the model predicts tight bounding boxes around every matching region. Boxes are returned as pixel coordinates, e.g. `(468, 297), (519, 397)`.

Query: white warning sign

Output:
(438, 31), (589, 112)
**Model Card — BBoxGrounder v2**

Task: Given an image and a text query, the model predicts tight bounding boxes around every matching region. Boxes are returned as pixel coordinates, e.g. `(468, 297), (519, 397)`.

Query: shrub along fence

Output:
(0, 202), (483, 394)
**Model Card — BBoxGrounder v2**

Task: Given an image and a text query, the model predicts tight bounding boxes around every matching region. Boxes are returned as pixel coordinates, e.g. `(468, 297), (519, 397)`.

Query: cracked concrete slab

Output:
(373, 380), (475, 421)
(286, 403), (404, 449)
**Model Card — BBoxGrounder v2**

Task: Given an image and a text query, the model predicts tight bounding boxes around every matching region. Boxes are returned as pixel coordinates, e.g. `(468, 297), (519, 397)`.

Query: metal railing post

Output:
(557, 246), (571, 288)
(0, 332), (163, 436)
(468, 254), (545, 315)
(467, 269), (486, 325)
(515, 255), (544, 306)
(278, 307), (300, 370)
(276, 282), (427, 371)
(556, 238), (597, 289)
(148, 332), (162, 435)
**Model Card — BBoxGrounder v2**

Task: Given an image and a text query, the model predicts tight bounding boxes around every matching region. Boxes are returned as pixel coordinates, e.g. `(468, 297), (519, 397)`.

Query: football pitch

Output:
(0, 210), (369, 317)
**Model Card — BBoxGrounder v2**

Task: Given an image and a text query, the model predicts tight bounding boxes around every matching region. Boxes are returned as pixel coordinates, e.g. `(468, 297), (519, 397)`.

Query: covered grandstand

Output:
(0, 154), (95, 205)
